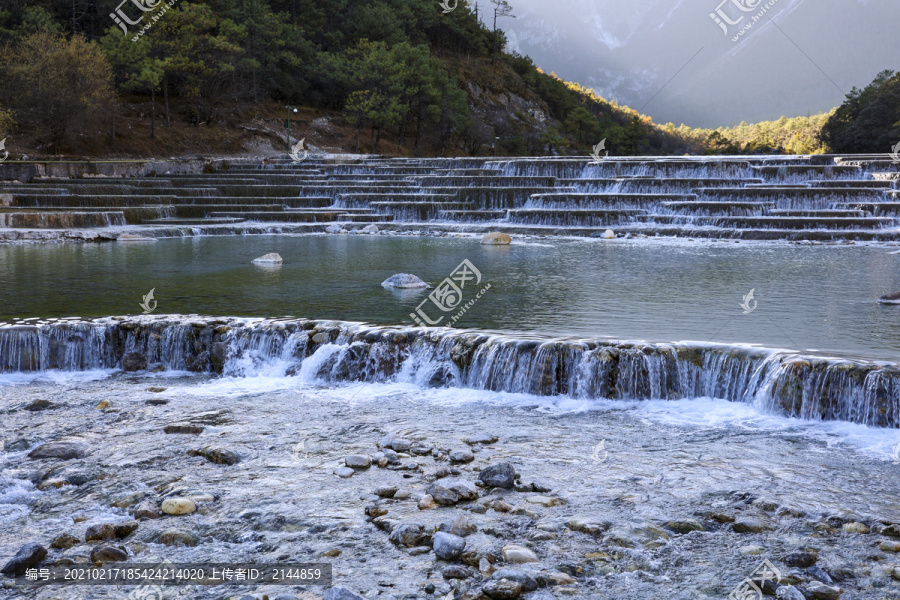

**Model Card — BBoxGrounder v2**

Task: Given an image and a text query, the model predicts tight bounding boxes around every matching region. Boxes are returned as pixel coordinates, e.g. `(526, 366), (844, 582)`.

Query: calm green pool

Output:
(1, 234), (899, 360)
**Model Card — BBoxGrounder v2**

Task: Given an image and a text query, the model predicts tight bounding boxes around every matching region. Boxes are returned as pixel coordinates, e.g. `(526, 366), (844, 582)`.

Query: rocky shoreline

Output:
(1, 374), (900, 599)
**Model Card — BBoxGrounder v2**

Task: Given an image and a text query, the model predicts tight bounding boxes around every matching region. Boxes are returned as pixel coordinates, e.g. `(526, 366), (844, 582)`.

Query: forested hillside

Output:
(0, 1), (868, 158)
(820, 70), (900, 154)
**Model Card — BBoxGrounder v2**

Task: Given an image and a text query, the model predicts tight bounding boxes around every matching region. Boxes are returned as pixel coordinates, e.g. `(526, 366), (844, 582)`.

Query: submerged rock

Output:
(449, 448), (475, 463)
(24, 399), (56, 411)
(90, 545), (128, 564)
(493, 568), (539, 592)
(117, 233), (157, 242)
(465, 432), (499, 445)
(389, 523), (430, 547)
(443, 565), (473, 579)
(776, 586), (806, 600)
(122, 353), (148, 372)
(501, 544), (539, 564)
(157, 530), (198, 547)
(345, 455), (372, 469)
(1, 543), (47, 576)
(381, 274), (430, 289)
(664, 519), (704, 534)
(324, 587), (367, 600)
(481, 232), (512, 245)
(188, 446), (240, 465)
(482, 578), (522, 599)
(251, 252), (283, 264)
(732, 518), (766, 533)
(164, 423), (204, 434)
(783, 550), (818, 567)
(804, 581), (842, 600)
(28, 441), (88, 460)
(50, 534), (79, 550)
(85, 521), (138, 541)
(878, 291), (900, 304)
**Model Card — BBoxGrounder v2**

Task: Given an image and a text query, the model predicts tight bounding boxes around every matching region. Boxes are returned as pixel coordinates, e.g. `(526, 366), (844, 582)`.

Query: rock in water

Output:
(361, 224), (379, 234)
(344, 455), (372, 469)
(1, 543), (47, 576)
(478, 463), (517, 489)
(164, 424), (204, 435)
(776, 586), (806, 600)
(324, 587), (367, 600)
(188, 446), (240, 465)
(603, 229), (615, 239)
(160, 498), (197, 515)
(157, 530), (198, 547)
(804, 581), (842, 600)
(117, 233), (157, 242)
(90, 545), (128, 563)
(85, 522), (138, 541)
(501, 544), (538, 564)
(122, 353), (148, 372)
(252, 253), (283, 265)
(28, 441), (88, 460)
(389, 523), (430, 547)
(493, 569), (539, 592)
(481, 232), (511, 245)
(381, 274), (430, 289)
(433, 532), (466, 561)
(879, 291), (900, 304)
(482, 578), (523, 599)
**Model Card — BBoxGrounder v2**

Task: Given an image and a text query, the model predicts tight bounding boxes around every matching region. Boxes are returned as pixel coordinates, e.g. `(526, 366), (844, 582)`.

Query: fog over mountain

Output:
(498, 0), (900, 127)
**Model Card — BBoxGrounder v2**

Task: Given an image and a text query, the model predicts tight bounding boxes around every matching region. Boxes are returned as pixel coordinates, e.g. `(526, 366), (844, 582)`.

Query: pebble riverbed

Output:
(1, 374), (900, 600)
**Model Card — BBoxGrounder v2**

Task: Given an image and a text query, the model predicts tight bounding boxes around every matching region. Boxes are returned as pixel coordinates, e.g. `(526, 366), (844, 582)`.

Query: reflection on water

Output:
(1, 235), (898, 359)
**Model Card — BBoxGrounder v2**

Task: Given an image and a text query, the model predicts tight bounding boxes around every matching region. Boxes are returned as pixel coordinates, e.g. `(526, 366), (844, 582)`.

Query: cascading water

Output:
(2, 316), (899, 428)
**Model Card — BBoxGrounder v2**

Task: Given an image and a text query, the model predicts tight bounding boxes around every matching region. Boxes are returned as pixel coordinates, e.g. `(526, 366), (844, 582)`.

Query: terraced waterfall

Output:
(1, 154), (900, 240)
(2, 316), (899, 428)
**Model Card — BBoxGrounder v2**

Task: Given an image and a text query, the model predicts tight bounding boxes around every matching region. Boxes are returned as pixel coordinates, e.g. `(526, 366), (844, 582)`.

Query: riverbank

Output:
(2, 369), (899, 600)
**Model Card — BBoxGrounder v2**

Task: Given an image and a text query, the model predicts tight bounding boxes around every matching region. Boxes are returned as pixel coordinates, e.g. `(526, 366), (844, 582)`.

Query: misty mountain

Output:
(499, 0), (900, 127)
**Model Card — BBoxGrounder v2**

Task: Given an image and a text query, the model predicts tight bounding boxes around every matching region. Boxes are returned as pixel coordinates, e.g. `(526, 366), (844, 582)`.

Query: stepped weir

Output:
(1, 155), (899, 240)
(1, 316), (899, 428)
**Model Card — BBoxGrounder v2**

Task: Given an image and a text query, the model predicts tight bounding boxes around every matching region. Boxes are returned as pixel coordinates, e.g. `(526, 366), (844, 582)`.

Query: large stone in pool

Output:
(252, 252), (283, 265)
(481, 232), (511, 245)
(382, 273), (429, 289)
(879, 291), (900, 304)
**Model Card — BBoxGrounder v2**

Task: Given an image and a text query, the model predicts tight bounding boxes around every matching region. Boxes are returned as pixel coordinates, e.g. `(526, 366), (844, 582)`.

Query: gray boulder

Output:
(381, 274), (430, 289)
(433, 532), (466, 561)
(478, 463), (518, 489)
